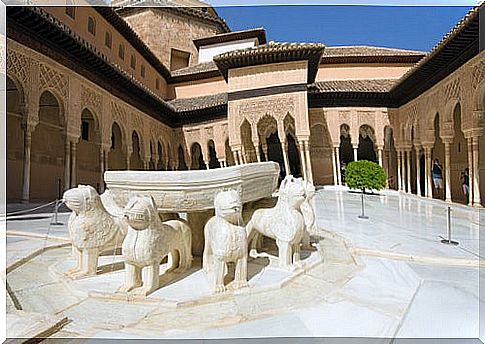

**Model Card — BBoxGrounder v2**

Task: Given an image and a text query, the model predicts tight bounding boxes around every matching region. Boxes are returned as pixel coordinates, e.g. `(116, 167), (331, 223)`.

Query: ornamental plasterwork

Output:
(237, 96), (295, 127)
(0, 40), (5, 76)
(471, 59), (485, 91)
(338, 110), (351, 125)
(81, 85), (102, 116)
(357, 111), (375, 128)
(205, 126), (214, 139)
(111, 101), (127, 126)
(7, 49), (31, 86)
(39, 63), (68, 99)
(443, 77), (461, 100)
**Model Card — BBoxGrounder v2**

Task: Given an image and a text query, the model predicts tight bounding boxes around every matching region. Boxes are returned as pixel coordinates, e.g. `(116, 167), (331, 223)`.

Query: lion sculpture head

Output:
(124, 195), (160, 231)
(278, 176), (306, 209)
(63, 185), (103, 215)
(214, 189), (243, 226)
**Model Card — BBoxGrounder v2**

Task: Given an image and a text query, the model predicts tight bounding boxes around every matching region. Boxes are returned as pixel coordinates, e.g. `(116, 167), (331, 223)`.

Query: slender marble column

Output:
(281, 140), (290, 176)
(254, 141), (261, 163)
(378, 147), (383, 167)
(472, 137), (481, 206)
(261, 143), (268, 161)
(406, 150), (412, 193)
(64, 139), (71, 191)
(304, 140), (313, 184)
(21, 126), (34, 202)
(99, 147), (105, 193)
(298, 141), (307, 180)
(467, 137), (473, 206)
(353, 145), (358, 161)
(415, 147), (421, 196)
(397, 150), (402, 191)
(444, 141), (452, 202)
(331, 147), (337, 185)
(335, 147), (342, 186)
(70, 141), (77, 188)
(425, 147), (433, 198)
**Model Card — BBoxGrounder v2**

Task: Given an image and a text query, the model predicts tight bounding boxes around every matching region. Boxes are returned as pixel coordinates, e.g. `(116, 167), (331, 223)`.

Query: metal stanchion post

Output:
(50, 199), (64, 226)
(358, 192), (369, 219)
(440, 206), (458, 245)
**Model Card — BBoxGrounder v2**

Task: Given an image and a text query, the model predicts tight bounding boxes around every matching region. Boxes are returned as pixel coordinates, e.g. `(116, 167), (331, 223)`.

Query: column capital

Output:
(441, 136), (454, 144)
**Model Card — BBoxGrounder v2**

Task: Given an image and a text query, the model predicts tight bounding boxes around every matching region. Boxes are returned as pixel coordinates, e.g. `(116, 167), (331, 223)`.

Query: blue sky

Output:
(215, 5), (474, 51)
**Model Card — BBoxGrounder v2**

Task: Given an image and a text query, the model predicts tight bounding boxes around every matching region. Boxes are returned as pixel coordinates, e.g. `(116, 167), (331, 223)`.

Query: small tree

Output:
(345, 160), (386, 219)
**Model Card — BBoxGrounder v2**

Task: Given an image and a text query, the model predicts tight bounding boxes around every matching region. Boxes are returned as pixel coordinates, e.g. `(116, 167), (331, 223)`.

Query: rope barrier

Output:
(3, 200), (59, 217)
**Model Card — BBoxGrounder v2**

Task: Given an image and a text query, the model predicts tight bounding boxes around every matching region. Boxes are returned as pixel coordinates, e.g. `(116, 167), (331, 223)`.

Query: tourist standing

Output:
(461, 168), (470, 203)
(432, 159), (443, 199)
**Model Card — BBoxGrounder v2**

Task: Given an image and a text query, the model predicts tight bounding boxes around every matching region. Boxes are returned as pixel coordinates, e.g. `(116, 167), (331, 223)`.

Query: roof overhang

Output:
(213, 42), (325, 83)
(193, 28), (267, 49)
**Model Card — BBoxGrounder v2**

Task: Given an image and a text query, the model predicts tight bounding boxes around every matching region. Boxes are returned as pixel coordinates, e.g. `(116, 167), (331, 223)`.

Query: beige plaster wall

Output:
(228, 61), (308, 92)
(43, 7), (169, 98)
(120, 8), (222, 69)
(316, 63), (414, 81)
(169, 76), (228, 99)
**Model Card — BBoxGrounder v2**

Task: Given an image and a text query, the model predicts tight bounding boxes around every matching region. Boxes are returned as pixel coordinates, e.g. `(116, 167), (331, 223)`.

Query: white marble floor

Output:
(4, 188), (483, 341)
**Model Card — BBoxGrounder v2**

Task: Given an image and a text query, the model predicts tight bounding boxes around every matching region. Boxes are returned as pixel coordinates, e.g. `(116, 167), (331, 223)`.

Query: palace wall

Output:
(168, 76), (228, 99)
(316, 63), (414, 81)
(120, 8), (223, 69)
(43, 7), (169, 99)
(6, 39), (175, 201)
(389, 51), (485, 205)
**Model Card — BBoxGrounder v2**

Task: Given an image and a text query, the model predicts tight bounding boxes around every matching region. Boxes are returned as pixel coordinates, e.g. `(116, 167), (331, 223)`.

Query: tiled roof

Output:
(168, 93), (227, 112)
(323, 46), (426, 57)
(171, 61), (219, 78)
(308, 79), (397, 93)
(115, 1), (230, 33)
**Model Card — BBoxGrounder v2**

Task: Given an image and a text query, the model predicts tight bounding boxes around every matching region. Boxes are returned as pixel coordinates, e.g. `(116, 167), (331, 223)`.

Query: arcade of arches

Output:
(5, 15), (485, 208)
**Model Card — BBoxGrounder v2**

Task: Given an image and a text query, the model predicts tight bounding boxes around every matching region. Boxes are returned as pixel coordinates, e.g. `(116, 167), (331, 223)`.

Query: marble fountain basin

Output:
(104, 161), (280, 212)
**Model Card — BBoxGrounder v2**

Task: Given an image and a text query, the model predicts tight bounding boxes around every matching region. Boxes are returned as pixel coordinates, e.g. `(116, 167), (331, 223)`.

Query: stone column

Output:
(353, 145), (358, 161)
(335, 146), (342, 186)
(70, 140), (77, 188)
(424, 146), (433, 198)
(406, 150), (412, 193)
(253, 140), (261, 163)
(232, 150), (239, 165)
(472, 136), (481, 206)
(238, 150), (244, 166)
(143, 159), (149, 170)
(467, 136), (473, 206)
(444, 140), (452, 202)
(298, 141), (307, 180)
(378, 147), (383, 167)
(304, 140), (313, 184)
(397, 150), (402, 191)
(281, 139), (290, 176)
(64, 139), (71, 191)
(331, 146), (337, 186)
(415, 146), (421, 196)
(21, 124), (34, 202)
(99, 147), (105, 193)
(261, 143), (268, 161)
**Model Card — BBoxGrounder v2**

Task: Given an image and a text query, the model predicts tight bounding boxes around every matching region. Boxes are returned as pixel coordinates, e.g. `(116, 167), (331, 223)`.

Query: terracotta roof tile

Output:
(171, 61), (219, 77)
(168, 93), (227, 112)
(323, 46), (426, 57)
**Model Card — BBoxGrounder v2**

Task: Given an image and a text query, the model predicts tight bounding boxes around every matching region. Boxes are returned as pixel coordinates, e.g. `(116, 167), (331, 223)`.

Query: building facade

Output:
(5, 4), (484, 207)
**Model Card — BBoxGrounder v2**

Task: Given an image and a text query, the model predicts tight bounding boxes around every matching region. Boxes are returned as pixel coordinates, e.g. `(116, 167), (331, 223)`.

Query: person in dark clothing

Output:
(432, 159), (443, 199)
(461, 168), (470, 203)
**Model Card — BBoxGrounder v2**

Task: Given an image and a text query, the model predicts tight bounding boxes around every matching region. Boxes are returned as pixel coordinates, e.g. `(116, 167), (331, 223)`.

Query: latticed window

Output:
(87, 16), (96, 35)
(130, 55), (136, 69)
(141, 65), (145, 78)
(105, 31), (112, 49)
(118, 44), (125, 60)
(156, 78), (160, 90)
(65, 7), (76, 19)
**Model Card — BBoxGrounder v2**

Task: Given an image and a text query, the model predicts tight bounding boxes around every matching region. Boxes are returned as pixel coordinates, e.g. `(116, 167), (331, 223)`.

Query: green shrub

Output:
(345, 160), (386, 193)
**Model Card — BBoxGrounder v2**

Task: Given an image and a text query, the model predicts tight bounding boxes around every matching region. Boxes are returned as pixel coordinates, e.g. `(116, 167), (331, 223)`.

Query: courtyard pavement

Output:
(3, 188), (484, 341)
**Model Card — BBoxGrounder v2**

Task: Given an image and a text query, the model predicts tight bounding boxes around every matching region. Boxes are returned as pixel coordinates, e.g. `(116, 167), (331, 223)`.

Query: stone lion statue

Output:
(63, 185), (128, 279)
(203, 189), (248, 294)
(300, 180), (317, 248)
(117, 195), (192, 297)
(246, 175), (306, 269)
